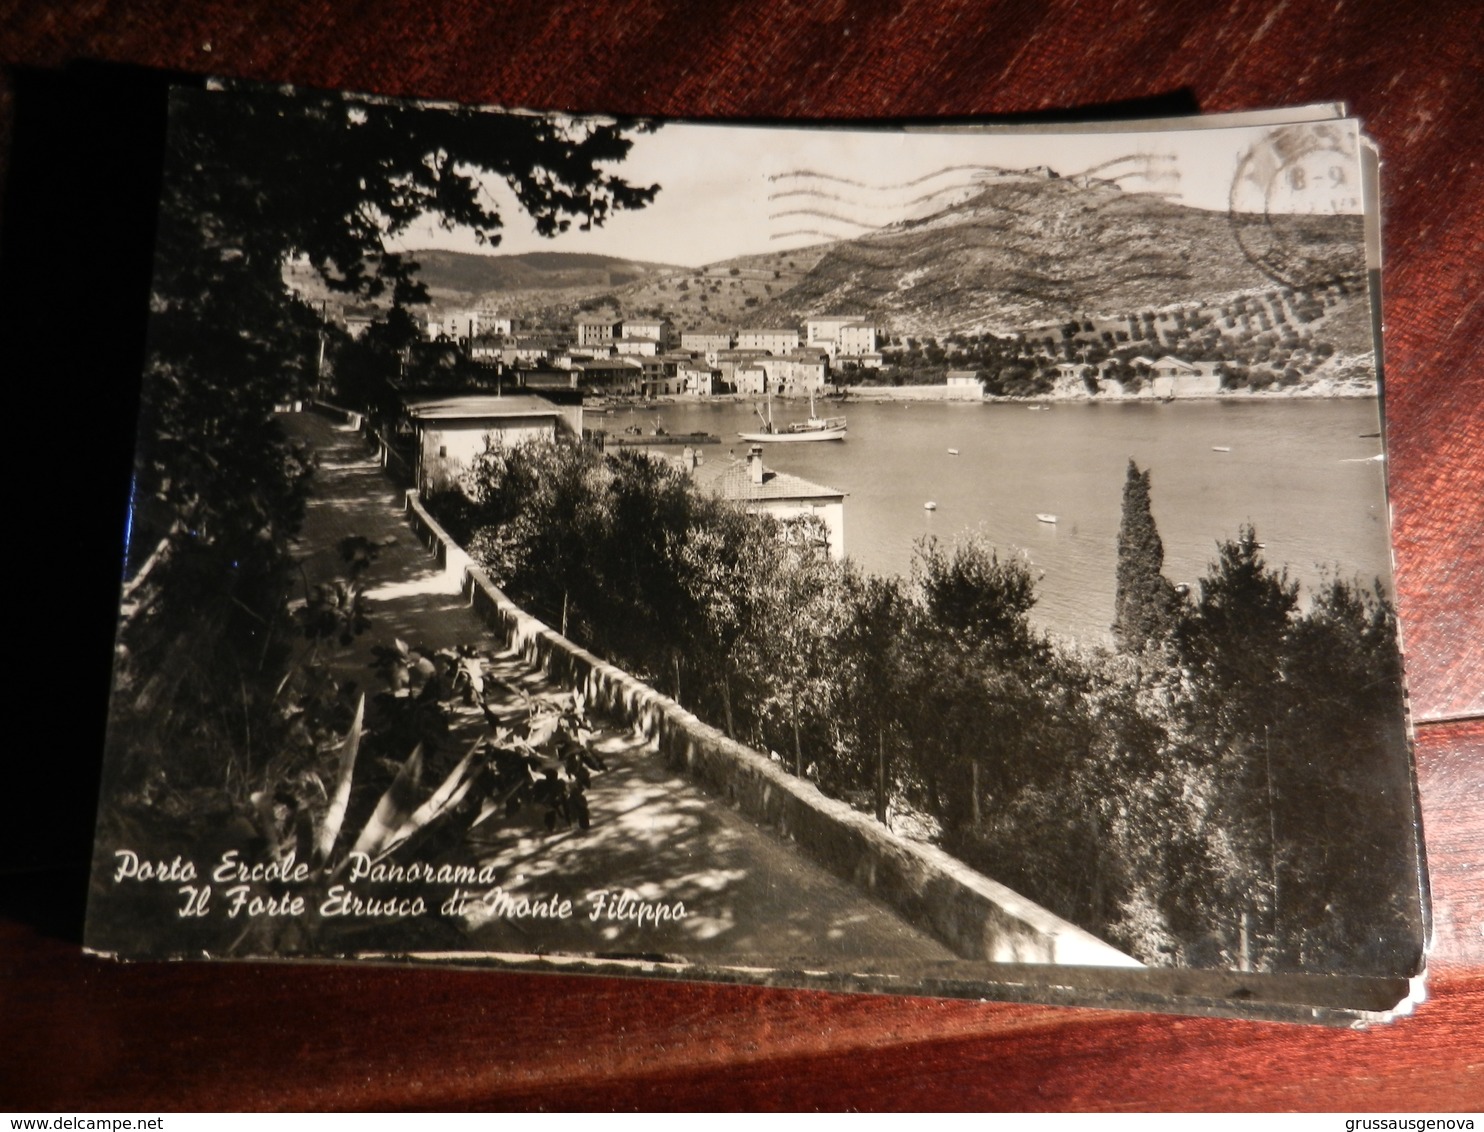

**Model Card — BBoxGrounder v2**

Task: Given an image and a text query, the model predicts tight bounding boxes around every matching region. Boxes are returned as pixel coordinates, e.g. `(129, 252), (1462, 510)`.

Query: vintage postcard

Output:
(87, 80), (1427, 1024)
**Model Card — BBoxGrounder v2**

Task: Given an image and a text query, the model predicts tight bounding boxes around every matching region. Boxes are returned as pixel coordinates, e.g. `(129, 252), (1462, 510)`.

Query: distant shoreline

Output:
(600, 383), (1380, 408)
(839, 382), (1380, 403)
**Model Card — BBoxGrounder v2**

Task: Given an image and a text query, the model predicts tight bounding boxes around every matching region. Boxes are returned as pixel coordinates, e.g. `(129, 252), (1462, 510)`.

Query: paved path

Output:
(280, 410), (954, 964)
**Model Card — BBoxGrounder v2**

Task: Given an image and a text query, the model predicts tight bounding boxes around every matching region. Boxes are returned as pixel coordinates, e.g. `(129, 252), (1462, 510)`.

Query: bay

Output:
(602, 397), (1393, 649)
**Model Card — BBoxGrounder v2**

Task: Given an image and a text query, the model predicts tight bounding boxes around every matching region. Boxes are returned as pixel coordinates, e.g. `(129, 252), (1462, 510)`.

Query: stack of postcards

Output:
(88, 82), (1425, 1025)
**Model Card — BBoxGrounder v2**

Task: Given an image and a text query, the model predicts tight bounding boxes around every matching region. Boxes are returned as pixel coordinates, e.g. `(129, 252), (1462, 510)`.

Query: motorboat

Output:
(1037, 513), (1058, 524)
(738, 390), (846, 442)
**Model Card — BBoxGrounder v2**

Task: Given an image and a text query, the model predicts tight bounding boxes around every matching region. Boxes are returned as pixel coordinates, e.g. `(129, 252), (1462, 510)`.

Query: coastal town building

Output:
(425, 308), (517, 340)
(727, 362), (769, 396)
(806, 316), (879, 360)
(678, 359), (721, 396)
(805, 316), (860, 347)
(689, 445), (846, 559)
(680, 331), (734, 357)
(570, 357), (643, 394)
(469, 332), (520, 363)
(1149, 357), (1223, 398)
(946, 371), (984, 399)
(613, 336), (660, 357)
(757, 349), (830, 395)
(737, 328), (801, 354)
(623, 317), (673, 352)
(404, 394), (579, 494)
(501, 332), (567, 365)
(576, 317), (624, 348)
(640, 356), (684, 396)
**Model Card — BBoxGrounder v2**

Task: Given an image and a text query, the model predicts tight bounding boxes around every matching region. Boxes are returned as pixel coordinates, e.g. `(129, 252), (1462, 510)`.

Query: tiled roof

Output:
(1153, 356), (1198, 371)
(406, 394), (561, 420)
(693, 457), (844, 502)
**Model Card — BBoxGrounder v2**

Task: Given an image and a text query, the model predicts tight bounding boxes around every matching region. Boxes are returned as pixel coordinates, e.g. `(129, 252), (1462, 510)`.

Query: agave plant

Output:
(267, 675), (608, 877)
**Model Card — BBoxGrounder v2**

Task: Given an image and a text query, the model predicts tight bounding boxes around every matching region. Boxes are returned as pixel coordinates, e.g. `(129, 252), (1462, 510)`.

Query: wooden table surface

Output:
(1, 0), (1479, 1111)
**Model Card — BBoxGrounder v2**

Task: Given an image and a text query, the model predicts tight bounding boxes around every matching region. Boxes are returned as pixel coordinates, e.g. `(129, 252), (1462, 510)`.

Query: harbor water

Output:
(600, 397), (1393, 649)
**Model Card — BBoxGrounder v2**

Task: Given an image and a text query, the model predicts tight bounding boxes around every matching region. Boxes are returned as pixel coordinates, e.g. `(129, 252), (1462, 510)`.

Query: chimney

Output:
(749, 445), (765, 485)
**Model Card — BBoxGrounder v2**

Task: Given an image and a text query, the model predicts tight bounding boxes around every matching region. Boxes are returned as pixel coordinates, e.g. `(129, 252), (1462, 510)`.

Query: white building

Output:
(757, 349), (830, 395)
(806, 315), (879, 359)
(681, 331), (734, 357)
(690, 446), (846, 559)
(737, 328), (801, 354)
(1149, 356), (1223, 398)
(428, 308), (518, 340)
(678, 359), (720, 396)
(613, 336), (660, 357)
(945, 371), (984, 399)
(576, 317), (624, 348)
(623, 317), (673, 352)
(404, 394), (580, 494)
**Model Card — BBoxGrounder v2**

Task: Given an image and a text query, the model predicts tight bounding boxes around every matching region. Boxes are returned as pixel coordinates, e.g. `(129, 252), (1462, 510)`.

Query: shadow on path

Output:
(281, 410), (954, 964)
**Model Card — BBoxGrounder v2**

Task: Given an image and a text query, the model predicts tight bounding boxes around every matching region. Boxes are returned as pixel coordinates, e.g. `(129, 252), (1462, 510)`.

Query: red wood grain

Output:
(0, 0), (1478, 1111)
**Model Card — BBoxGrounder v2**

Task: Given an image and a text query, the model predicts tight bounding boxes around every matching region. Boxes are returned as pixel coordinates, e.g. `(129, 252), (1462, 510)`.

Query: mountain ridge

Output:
(384, 175), (1365, 340)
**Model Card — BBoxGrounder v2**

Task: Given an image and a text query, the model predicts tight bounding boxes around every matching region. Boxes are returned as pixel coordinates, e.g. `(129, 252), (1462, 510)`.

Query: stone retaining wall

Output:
(403, 489), (1140, 969)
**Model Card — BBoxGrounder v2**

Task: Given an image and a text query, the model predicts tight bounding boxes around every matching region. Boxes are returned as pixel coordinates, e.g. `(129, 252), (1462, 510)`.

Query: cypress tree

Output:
(1112, 459), (1177, 652)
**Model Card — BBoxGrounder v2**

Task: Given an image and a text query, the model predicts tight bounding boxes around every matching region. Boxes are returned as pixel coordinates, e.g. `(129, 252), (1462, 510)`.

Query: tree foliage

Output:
(435, 446), (1419, 976)
(138, 84), (657, 576)
(113, 84), (658, 795)
(1112, 459), (1177, 652)
(1164, 529), (1420, 973)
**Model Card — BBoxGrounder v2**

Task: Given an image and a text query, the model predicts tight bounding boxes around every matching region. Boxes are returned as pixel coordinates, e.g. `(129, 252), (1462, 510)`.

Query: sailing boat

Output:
(738, 388), (847, 442)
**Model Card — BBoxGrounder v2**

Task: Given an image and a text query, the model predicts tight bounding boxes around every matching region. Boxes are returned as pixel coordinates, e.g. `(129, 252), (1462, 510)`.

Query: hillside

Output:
(743, 176), (1366, 335)
(409, 249), (683, 306)
(283, 249), (684, 321)
(426, 245), (834, 332)
(578, 246), (832, 331)
(309, 176), (1367, 345)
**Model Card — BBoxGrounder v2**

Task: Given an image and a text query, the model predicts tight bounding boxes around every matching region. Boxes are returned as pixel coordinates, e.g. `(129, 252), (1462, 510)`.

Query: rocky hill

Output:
(742, 175), (1365, 335)
(379, 174), (1366, 341)
(409, 249), (681, 305)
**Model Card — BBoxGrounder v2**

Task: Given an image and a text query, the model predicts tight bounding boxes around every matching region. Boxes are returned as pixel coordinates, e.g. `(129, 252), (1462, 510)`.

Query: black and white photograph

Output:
(85, 80), (1427, 1022)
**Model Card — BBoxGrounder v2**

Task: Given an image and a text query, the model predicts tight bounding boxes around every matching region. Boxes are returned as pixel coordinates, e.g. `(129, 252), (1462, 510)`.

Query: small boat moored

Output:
(1037, 513), (1058, 524)
(924, 501), (938, 511)
(738, 389), (846, 443)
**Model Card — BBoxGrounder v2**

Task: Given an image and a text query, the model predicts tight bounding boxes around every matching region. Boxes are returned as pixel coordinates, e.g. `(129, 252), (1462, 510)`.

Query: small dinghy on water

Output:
(1037, 513), (1058, 524)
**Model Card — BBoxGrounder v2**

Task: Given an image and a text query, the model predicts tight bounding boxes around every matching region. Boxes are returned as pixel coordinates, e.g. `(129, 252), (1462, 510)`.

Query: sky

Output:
(385, 114), (1366, 270)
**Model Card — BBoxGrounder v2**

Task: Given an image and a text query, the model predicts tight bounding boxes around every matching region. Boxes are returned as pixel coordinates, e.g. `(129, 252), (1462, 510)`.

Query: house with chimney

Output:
(687, 445), (846, 559)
